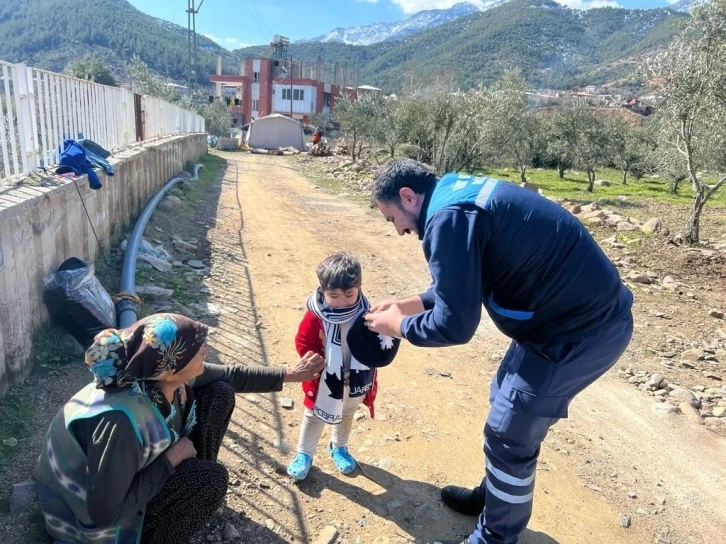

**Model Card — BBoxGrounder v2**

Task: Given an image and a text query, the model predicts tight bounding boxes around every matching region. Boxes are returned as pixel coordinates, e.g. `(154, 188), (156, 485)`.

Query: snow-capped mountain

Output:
(301, 2), (502, 46)
(667, 0), (702, 14)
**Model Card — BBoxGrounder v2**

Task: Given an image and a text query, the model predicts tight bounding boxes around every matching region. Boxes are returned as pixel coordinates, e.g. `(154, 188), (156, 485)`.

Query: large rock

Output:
(136, 285), (174, 301)
(617, 221), (638, 232)
(186, 260), (206, 269)
(595, 179), (612, 187)
(709, 309), (724, 319)
(520, 182), (540, 193)
(581, 203), (601, 213)
(159, 195), (183, 211)
(646, 373), (666, 390)
(625, 271), (652, 285)
(607, 213), (627, 224)
(583, 210), (607, 220)
(173, 238), (198, 252)
(682, 349), (704, 361)
(223, 523), (240, 540)
(669, 387), (701, 409)
(679, 402), (704, 425)
(564, 203), (582, 215)
(62, 334), (86, 356)
(641, 218), (664, 235)
(313, 526), (339, 544)
(662, 276), (678, 290)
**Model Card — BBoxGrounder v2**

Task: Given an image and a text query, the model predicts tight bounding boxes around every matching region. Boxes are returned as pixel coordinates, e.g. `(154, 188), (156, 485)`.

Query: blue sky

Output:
(128, 0), (678, 50)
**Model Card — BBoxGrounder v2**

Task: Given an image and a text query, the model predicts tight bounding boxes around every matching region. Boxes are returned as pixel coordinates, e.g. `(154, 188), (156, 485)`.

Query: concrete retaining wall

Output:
(0, 134), (208, 395)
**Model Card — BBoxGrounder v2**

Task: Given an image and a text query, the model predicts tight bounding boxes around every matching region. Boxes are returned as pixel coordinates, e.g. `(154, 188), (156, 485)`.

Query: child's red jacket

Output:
(295, 310), (378, 418)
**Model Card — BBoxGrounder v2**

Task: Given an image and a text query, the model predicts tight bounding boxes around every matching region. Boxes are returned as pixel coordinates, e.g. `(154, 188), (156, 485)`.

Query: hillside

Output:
(0, 0), (686, 93)
(237, 0), (686, 92)
(0, 0), (240, 84)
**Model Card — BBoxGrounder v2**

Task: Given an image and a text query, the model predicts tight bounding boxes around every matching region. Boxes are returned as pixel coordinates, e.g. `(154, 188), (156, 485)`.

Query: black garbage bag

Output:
(43, 258), (116, 348)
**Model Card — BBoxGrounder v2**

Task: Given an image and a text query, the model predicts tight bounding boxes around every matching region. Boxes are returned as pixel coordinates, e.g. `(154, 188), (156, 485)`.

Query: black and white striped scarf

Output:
(306, 289), (373, 424)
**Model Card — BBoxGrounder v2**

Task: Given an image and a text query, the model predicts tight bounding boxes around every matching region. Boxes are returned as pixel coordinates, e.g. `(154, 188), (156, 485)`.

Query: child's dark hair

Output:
(316, 253), (362, 292)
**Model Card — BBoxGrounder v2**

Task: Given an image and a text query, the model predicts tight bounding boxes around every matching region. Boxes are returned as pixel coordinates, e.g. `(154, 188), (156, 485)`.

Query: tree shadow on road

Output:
(296, 462), (560, 544)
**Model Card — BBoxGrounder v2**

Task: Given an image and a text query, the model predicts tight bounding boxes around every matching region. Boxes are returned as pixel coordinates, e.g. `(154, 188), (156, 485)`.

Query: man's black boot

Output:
(440, 483), (485, 516)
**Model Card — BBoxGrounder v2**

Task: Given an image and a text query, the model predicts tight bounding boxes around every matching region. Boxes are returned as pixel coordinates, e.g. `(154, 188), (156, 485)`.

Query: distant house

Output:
(357, 85), (382, 97)
(209, 53), (354, 126)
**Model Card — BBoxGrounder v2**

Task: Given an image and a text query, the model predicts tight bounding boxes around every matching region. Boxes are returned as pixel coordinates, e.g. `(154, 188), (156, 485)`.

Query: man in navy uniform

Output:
(364, 159), (633, 544)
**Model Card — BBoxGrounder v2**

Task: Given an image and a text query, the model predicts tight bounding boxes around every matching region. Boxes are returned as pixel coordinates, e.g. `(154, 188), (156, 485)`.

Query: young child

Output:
(287, 253), (396, 480)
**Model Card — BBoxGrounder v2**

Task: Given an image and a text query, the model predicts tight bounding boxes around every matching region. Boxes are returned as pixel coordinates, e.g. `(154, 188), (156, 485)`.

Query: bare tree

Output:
(641, 0), (726, 243)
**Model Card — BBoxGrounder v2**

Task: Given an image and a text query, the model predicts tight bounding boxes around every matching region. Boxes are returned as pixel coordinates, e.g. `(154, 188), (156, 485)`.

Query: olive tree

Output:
(641, 0), (726, 243)
(481, 70), (545, 183)
(560, 101), (610, 192)
(606, 118), (655, 185)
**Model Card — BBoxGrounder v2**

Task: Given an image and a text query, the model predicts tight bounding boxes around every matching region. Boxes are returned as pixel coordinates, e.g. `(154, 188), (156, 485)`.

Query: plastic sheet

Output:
(43, 258), (116, 347)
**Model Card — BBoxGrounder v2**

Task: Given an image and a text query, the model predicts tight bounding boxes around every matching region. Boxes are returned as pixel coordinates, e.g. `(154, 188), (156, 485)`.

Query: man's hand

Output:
(164, 437), (197, 468)
(284, 352), (326, 382)
(370, 299), (401, 313)
(364, 305), (405, 337)
(371, 296), (425, 316)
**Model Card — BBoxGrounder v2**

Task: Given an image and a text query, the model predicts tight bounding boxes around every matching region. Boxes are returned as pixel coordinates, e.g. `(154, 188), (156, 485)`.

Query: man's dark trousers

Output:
(468, 309), (633, 544)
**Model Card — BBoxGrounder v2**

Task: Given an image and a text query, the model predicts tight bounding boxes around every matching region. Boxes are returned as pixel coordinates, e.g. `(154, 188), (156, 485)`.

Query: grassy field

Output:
(476, 166), (726, 206)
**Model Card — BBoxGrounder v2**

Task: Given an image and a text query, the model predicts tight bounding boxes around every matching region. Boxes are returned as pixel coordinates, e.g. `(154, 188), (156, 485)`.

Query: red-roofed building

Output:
(210, 54), (355, 127)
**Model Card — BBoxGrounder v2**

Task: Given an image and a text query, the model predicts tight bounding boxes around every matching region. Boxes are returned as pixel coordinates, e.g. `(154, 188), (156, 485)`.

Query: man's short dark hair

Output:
(317, 253), (362, 292)
(371, 158), (437, 205)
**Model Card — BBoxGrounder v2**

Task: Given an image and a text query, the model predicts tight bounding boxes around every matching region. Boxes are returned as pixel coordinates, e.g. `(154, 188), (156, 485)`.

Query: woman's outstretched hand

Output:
(284, 352), (326, 382)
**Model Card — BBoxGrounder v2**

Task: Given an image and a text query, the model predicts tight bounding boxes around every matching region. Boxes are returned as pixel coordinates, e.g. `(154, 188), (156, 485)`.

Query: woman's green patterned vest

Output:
(34, 382), (172, 544)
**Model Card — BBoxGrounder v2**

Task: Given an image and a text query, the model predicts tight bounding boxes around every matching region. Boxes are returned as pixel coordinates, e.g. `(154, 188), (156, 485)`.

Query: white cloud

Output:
(391, 0), (485, 14)
(202, 34), (249, 49)
(554, 0), (620, 8)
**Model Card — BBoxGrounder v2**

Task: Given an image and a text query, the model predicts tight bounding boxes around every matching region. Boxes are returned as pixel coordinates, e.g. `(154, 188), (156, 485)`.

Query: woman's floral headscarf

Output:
(85, 313), (208, 437)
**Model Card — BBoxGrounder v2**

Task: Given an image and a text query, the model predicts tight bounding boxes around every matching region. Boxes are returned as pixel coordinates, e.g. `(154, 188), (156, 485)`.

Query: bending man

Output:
(364, 159), (633, 544)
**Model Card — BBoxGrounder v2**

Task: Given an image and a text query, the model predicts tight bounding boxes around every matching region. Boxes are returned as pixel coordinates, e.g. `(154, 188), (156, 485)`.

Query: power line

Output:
(241, 0), (272, 41)
(248, 0), (273, 37)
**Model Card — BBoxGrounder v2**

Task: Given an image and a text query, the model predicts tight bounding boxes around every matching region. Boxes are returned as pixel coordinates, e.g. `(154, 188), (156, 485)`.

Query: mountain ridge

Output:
(299, 2), (491, 46)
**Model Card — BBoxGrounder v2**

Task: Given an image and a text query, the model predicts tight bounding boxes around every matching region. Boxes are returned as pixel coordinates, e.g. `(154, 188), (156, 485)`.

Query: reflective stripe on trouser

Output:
(469, 311), (633, 544)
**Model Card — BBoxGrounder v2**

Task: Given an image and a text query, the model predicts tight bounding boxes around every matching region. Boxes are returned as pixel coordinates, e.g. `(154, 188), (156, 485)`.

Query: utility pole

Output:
(186, 0), (205, 92)
(290, 57), (294, 119)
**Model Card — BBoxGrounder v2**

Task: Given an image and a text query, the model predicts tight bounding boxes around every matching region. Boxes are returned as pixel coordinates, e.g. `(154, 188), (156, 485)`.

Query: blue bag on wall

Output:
(56, 139), (102, 190)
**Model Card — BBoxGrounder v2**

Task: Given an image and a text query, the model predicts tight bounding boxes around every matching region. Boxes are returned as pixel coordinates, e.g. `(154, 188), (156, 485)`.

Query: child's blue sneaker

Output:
(327, 442), (357, 474)
(287, 453), (313, 480)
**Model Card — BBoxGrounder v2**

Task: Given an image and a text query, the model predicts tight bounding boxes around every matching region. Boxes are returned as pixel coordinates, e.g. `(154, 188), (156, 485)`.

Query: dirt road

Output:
(2, 151), (723, 544)
(202, 152), (726, 544)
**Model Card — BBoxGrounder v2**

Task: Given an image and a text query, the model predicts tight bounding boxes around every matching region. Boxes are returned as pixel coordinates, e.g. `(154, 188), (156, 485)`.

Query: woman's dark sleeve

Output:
(192, 362), (286, 393)
(73, 411), (175, 527)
